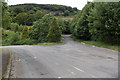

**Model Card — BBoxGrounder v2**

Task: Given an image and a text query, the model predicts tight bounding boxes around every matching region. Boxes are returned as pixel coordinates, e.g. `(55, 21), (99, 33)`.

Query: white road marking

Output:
(73, 66), (96, 78)
(73, 66), (85, 72)
(81, 42), (85, 44)
(89, 74), (96, 78)
(34, 57), (37, 59)
(71, 72), (75, 75)
(58, 77), (61, 78)
(92, 46), (95, 47)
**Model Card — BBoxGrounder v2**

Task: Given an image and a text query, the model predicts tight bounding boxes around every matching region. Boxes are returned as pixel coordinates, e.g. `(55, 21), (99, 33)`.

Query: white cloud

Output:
(7, 0), (93, 10)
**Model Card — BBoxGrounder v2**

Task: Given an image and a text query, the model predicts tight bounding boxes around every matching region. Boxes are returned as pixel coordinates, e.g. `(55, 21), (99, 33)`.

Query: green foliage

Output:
(10, 23), (19, 32)
(70, 11), (81, 35)
(9, 4), (79, 17)
(57, 18), (71, 34)
(71, 2), (93, 40)
(3, 31), (20, 45)
(25, 14), (35, 26)
(63, 10), (70, 16)
(57, 18), (66, 32)
(15, 13), (28, 25)
(47, 18), (62, 42)
(18, 25), (24, 32)
(34, 10), (44, 20)
(2, 1), (11, 29)
(20, 26), (29, 40)
(88, 2), (120, 44)
(71, 2), (120, 45)
(16, 38), (36, 45)
(30, 14), (54, 42)
(12, 10), (44, 26)
(63, 20), (71, 34)
(12, 6), (24, 14)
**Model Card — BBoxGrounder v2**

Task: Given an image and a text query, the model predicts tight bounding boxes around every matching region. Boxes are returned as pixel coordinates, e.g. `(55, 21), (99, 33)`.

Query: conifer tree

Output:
(47, 18), (61, 42)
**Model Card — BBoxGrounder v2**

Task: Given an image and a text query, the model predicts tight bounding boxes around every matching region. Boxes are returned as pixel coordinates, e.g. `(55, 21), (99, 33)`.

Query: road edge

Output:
(2, 49), (13, 79)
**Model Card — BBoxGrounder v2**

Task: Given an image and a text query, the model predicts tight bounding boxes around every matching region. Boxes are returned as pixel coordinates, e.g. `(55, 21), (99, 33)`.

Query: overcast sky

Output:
(7, 0), (93, 10)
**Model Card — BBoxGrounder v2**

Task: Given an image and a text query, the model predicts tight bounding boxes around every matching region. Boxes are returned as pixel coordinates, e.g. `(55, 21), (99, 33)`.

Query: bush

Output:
(10, 23), (19, 32)
(47, 18), (61, 42)
(16, 38), (36, 45)
(3, 31), (20, 45)
(20, 26), (29, 40)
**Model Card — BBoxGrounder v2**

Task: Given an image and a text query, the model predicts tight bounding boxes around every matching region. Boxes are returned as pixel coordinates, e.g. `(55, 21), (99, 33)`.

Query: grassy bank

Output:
(36, 42), (60, 45)
(71, 36), (119, 51)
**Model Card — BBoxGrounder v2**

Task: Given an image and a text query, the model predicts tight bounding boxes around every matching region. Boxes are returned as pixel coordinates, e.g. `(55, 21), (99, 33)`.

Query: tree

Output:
(26, 14), (36, 26)
(72, 2), (93, 40)
(12, 6), (23, 14)
(88, 2), (120, 44)
(64, 20), (71, 34)
(10, 23), (19, 32)
(34, 10), (44, 21)
(70, 11), (81, 35)
(30, 14), (54, 42)
(63, 10), (69, 16)
(47, 18), (61, 42)
(2, 1), (11, 29)
(15, 13), (28, 25)
(20, 26), (29, 40)
(57, 18), (65, 33)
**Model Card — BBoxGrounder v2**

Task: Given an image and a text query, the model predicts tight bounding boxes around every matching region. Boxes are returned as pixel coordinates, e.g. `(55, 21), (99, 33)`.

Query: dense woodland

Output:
(1, 0), (120, 47)
(71, 2), (120, 45)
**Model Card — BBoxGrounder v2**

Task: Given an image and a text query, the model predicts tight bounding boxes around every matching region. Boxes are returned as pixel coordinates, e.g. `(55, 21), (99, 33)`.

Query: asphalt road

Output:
(2, 35), (118, 78)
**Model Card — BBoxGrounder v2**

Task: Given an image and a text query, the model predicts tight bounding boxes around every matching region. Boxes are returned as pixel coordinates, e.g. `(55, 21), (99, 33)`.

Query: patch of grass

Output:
(37, 43), (58, 45)
(71, 36), (119, 50)
(35, 41), (62, 46)
(34, 39), (63, 45)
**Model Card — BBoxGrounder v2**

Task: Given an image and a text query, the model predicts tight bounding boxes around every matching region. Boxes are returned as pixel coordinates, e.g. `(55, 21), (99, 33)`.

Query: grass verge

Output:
(36, 43), (59, 45)
(34, 40), (63, 45)
(71, 36), (119, 51)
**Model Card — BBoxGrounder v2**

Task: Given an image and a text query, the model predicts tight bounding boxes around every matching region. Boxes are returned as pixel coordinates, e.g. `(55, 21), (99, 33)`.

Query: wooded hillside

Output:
(9, 4), (79, 17)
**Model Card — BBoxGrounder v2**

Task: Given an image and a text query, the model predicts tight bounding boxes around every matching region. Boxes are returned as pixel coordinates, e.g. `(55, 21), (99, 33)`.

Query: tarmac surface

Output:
(1, 35), (118, 78)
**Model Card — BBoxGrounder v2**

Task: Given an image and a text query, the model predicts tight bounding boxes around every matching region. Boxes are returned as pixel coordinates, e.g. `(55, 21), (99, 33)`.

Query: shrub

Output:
(20, 26), (29, 40)
(10, 23), (19, 32)
(3, 31), (20, 45)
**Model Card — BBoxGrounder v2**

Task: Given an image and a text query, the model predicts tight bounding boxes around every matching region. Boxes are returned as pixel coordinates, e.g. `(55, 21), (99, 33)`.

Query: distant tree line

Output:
(8, 4), (78, 26)
(9, 4), (78, 17)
